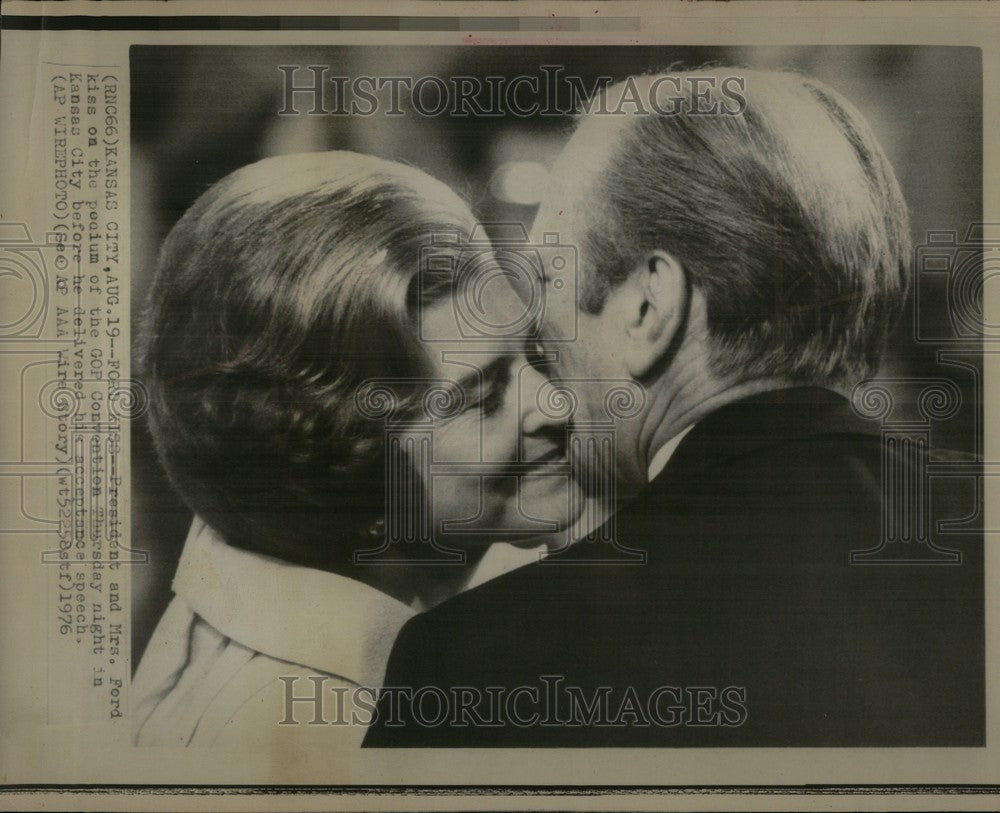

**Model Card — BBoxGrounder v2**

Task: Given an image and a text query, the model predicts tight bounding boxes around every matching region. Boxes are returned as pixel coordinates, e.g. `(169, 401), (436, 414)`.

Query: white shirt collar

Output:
(172, 517), (416, 688)
(647, 423), (697, 483)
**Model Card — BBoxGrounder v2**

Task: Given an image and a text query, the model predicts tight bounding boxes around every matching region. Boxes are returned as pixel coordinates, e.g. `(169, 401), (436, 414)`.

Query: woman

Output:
(131, 151), (583, 747)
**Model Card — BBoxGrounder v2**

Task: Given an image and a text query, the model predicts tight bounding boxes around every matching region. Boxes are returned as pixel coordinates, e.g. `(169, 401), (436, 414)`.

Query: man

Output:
(364, 68), (983, 746)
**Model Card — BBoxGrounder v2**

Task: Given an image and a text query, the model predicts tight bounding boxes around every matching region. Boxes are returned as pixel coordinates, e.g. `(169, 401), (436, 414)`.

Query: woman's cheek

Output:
(431, 414), (477, 461)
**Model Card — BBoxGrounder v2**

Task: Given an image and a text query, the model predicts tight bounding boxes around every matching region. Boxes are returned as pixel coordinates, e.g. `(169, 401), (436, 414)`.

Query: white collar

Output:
(172, 517), (416, 688)
(646, 423), (697, 482)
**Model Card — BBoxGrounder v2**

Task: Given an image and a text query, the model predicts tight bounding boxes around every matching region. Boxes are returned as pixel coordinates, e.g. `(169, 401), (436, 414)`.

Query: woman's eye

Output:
(526, 341), (552, 372)
(476, 361), (513, 417)
(480, 381), (506, 416)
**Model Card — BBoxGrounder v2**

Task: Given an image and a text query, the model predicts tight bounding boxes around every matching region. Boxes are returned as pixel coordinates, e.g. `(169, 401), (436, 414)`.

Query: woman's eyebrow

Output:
(454, 356), (511, 394)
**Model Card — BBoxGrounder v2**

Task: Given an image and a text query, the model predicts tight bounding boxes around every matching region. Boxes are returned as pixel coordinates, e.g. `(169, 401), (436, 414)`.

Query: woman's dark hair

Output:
(140, 152), (474, 568)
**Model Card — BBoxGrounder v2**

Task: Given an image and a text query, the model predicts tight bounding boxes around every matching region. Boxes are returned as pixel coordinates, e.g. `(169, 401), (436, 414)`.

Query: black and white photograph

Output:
(129, 44), (984, 748)
(1, 2), (999, 810)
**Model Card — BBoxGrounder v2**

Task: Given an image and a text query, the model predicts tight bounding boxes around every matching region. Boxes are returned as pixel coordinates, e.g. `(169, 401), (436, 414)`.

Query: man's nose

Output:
(519, 363), (573, 436)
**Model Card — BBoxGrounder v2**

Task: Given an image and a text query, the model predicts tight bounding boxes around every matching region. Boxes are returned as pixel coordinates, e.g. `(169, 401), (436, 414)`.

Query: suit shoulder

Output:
(411, 557), (556, 629)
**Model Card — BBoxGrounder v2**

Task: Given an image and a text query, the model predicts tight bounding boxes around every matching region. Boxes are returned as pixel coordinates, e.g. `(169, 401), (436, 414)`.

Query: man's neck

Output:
(638, 376), (793, 484)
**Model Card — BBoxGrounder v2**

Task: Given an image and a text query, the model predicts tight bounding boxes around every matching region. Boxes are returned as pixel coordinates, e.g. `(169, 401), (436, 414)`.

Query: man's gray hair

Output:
(581, 67), (911, 384)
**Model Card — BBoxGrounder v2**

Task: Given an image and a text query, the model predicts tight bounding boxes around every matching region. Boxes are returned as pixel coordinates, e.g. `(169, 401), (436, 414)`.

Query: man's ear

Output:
(623, 251), (688, 379)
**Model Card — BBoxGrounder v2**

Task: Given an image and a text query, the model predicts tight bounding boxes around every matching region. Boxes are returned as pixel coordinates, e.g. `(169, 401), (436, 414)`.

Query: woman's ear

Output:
(623, 251), (688, 379)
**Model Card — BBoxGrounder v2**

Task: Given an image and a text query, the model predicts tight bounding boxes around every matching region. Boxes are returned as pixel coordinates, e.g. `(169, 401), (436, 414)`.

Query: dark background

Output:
(130, 45), (984, 665)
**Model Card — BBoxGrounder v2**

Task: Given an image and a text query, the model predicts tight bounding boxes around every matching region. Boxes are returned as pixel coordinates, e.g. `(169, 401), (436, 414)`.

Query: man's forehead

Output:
(562, 113), (630, 174)
(533, 114), (628, 237)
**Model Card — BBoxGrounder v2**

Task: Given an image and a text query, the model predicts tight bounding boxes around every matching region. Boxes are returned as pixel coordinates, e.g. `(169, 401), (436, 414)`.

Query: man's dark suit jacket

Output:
(364, 388), (983, 747)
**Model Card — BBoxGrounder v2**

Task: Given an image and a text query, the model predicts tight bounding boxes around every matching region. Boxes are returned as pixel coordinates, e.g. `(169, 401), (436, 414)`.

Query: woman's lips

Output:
(522, 447), (570, 473)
